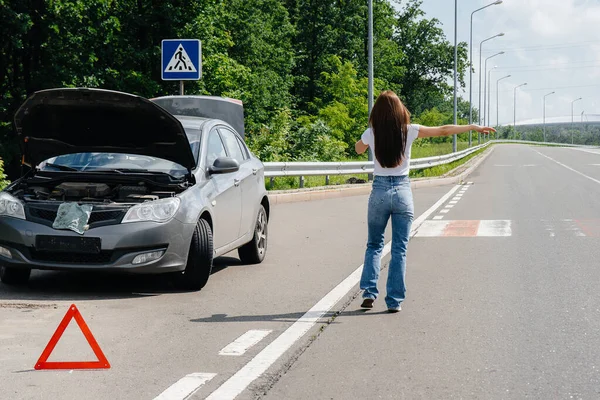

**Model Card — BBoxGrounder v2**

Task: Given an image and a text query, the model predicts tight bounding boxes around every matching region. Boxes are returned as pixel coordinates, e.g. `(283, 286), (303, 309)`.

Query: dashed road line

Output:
(154, 373), (217, 400)
(219, 330), (272, 356)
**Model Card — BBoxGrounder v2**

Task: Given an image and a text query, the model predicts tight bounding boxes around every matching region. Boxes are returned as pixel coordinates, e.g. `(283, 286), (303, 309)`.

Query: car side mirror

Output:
(209, 157), (239, 174)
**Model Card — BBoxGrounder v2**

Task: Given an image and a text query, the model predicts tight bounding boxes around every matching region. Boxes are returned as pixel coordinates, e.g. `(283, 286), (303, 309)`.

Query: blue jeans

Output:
(360, 175), (414, 309)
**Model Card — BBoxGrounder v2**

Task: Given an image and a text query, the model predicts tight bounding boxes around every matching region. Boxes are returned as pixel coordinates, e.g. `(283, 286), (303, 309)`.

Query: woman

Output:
(355, 90), (494, 313)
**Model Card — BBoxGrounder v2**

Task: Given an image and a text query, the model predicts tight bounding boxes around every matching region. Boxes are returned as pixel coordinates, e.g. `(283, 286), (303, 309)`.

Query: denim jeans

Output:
(360, 175), (414, 309)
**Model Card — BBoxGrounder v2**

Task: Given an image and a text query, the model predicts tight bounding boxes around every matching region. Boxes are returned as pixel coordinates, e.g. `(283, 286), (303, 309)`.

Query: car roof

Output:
(175, 115), (209, 131)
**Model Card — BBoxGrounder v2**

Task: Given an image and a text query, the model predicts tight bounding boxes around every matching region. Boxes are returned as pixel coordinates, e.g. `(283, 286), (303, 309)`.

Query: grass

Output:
(266, 141), (489, 191)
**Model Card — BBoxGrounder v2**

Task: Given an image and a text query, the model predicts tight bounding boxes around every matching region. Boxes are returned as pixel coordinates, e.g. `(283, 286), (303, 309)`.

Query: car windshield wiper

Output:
(43, 163), (79, 172)
(89, 168), (181, 177)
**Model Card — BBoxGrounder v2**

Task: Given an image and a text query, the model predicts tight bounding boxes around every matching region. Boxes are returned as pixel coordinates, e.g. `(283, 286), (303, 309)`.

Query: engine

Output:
(18, 181), (176, 204)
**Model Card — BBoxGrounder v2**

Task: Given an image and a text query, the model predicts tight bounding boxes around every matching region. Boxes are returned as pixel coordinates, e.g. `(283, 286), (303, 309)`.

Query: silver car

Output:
(0, 88), (269, 290)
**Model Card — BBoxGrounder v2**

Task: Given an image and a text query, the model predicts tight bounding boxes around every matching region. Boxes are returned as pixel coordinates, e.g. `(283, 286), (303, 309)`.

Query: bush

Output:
(0, 158), (9, 191)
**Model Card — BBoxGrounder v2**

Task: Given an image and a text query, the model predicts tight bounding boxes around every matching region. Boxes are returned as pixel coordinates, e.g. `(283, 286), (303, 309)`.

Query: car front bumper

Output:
(0, 216), (196, 274)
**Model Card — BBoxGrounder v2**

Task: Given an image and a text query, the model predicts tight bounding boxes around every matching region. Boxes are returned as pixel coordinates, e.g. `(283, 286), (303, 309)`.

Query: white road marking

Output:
(467, 181), (474, 185)
(440, 209), (450, 214)
(203, 184), (463, 400)
(449, 201), (458, 205)
(433, 216), (444, 220)
(219, 330), (272, 356)
(154, 373), (216, 400)
(536, 151), (600, 185)
(522, 164), (537, 167)
(569, 148), (600, 155)
(589, 164), (600, 166)
(452, 197), (461, 201)
(494, 164), (512, 167)
(414, 220), (449, 236)
(477, 220), (512, 237)
(446, 204), (455, 208)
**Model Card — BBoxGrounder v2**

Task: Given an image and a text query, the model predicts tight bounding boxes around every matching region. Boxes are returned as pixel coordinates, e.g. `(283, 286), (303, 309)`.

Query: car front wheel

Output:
(173, 218), (213, 291)
(0, 266), (31, 285)
(238, 204), (268, 264)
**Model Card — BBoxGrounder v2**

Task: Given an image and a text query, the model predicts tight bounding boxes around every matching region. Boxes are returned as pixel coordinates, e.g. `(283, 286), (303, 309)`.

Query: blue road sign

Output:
(161, 39), (201, 81)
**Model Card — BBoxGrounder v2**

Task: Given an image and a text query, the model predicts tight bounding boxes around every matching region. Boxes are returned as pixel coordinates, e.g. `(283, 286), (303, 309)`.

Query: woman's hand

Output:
(471, 125), (496, 133)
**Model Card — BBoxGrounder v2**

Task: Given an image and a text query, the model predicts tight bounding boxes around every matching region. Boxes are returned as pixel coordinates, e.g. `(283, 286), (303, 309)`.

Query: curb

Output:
(267, 145), (495, 205)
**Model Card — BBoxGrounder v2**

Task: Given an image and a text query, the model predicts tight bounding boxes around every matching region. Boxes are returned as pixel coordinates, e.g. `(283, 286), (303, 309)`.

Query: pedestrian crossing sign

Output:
(161, 39), (201, 80)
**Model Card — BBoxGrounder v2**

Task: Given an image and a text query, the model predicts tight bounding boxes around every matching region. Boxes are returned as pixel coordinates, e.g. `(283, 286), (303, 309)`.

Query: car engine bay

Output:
(8, 179), (182, 204)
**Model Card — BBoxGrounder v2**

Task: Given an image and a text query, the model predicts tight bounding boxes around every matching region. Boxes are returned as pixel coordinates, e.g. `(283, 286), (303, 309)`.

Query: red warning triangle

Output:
(35, 304), (110, 370)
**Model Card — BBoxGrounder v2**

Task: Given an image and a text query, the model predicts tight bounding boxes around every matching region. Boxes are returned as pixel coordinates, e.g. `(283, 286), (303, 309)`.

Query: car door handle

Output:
(234, 179), (240, 187)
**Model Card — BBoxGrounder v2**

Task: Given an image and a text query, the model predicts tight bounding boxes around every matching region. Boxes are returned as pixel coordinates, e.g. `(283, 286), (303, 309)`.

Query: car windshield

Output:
(38, 130), (202, 177)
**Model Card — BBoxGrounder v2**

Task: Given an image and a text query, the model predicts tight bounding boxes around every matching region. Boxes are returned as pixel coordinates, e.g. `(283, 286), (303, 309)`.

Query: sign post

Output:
(161, 39), (202, 95)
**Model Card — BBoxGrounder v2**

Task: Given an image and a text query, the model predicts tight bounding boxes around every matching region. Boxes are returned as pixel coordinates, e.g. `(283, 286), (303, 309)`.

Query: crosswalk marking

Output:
(415, 220), (511, 237)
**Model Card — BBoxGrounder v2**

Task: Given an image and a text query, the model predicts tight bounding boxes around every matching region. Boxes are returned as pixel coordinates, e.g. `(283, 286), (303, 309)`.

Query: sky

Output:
(413, 0), (600, 126)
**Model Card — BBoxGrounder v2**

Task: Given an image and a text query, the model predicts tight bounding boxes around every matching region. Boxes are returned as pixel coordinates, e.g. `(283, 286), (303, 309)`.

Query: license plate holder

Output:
(35, 236), (101, 254)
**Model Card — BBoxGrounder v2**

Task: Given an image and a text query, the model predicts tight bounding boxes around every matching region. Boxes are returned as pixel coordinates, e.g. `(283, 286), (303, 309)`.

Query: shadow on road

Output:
(190, 308), (393, 324)
(0, 256), (243, 301)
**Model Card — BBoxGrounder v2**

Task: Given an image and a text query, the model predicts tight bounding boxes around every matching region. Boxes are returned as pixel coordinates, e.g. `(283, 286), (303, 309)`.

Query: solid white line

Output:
(536, 151), (600, 185)
(204, 184), (462, 400)
(219, 330), (272, 356)
(154, 373), (217, 400)
(569, 148), (600, 155)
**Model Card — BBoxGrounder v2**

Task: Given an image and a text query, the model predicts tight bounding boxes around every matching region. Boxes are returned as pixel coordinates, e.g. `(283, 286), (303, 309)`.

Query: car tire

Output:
(238, 205), (268, 264)
(173, 218), (213, 291)
(0, 266), (31, 285)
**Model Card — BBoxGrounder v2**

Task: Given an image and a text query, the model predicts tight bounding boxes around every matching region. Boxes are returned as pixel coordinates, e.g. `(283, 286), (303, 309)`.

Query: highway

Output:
(1, 144), (600, 400)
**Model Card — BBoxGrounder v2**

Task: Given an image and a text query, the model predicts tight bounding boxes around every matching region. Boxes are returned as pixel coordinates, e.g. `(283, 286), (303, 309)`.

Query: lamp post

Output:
(469, 0), (503, 147)
(367, 0), (373, 180)
(496, 74), (510, 138)
(571, 97), (582, 144)
(452, 0), (458, 152)
(480, 51), (504, 125)
(543, 91), (555, 143)
(486, 65), (497, 141)
(479, 33), (505, 143)
(513, 83), (527, 139)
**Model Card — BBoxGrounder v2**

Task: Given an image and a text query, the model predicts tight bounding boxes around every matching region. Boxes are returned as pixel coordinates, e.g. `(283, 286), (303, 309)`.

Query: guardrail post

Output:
(269, 177), (274, 189)
(299, 176), (305, 188)
(325, 175), (330, 186)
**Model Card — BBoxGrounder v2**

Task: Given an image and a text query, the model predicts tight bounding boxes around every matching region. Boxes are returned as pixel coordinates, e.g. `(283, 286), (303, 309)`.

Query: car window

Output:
(235, 135), (250, 160)
(218, 128), (247, 163)
(206, 129), (227, 166)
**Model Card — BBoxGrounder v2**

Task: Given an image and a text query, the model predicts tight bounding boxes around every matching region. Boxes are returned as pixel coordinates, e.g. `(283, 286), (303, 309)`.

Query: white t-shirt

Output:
(361, 124), (420, 176)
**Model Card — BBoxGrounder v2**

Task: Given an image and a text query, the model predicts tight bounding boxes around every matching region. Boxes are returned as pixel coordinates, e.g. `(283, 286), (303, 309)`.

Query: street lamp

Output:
(543, 91), (555, 143)
(571, 97), (582, 144)
(484, 62), (499, 125)
(513, 83), (527, 139)
(496, 75), (511, 137)
(469, 0), (503, 147)
(486, 65), (497, 141)
(479, 33), (505, 143)
(452, 0), (458, 152)
(367, 0), (374, 180)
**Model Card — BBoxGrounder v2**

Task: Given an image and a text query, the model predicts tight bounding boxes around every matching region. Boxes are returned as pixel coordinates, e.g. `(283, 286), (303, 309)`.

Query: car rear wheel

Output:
(0, 266), (31, 285)
(173, 218), (213, 291)
(238, 205), (268, 264)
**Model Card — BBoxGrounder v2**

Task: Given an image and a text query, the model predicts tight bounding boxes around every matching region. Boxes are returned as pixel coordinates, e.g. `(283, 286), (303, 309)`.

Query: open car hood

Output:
(13, 88), (197, 170)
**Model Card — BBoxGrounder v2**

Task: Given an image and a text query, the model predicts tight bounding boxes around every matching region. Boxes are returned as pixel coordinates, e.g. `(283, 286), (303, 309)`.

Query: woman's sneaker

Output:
(387, 306), (401, 313)
(360, 298), (374, 308)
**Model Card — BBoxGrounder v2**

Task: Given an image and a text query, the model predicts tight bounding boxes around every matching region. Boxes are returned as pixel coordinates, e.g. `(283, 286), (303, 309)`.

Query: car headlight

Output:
(0, 192), (26, 220)
(122, 197), (181, 223)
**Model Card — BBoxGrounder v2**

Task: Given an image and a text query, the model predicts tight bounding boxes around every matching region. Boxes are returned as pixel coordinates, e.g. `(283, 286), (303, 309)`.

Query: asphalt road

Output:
(2, 144), (599, 400)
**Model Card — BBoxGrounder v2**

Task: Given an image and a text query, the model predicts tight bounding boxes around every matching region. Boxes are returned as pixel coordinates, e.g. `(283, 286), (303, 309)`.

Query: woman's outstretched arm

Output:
(418, 124), (495, 138)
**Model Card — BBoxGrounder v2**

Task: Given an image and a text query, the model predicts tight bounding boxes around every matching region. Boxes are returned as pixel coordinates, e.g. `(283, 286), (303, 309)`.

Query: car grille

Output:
(26, 204), (127, 227)
(29, 250), (114, 264)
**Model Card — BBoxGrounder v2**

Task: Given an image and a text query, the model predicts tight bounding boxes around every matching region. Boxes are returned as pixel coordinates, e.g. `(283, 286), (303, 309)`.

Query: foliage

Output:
(1, 0), (481, 180)
(0, 159), (8, 190)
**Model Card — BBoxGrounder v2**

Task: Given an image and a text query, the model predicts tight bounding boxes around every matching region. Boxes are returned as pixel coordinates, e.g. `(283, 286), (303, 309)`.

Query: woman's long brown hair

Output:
(368, 90), (411, 168)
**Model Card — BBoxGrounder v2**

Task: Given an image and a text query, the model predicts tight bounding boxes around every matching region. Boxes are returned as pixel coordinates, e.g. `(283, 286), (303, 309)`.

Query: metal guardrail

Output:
(264, 142), (490, 178)
(263, 139), (599, 186)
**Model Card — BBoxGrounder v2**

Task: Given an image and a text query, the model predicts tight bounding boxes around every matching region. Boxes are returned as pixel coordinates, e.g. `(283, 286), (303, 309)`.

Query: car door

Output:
(205, 127), (242, 250)
(218, 127), (256, 238)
